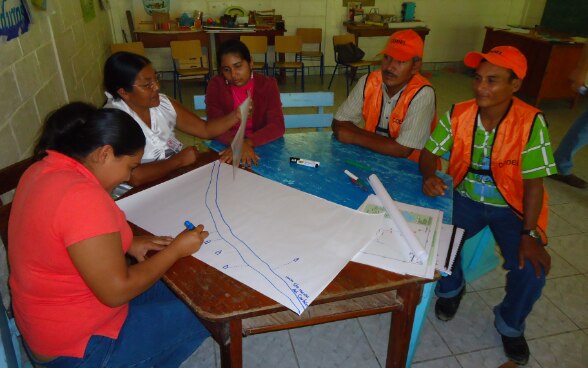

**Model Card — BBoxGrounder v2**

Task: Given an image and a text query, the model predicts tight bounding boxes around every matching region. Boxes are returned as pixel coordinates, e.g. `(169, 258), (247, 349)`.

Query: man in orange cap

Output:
(331, 29), (436, 163)
(419, 46), (555, 365)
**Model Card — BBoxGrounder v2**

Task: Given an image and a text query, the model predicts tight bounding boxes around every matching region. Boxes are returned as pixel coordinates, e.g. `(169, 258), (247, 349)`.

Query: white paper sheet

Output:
(117, 162), (384, 315)
(230, 95), (251, 178)
(353, 194), (441, 279)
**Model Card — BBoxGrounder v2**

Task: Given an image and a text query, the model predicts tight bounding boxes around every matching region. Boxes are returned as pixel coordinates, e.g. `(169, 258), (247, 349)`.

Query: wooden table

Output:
(127, 133), (452, 368)
(345, 23), (430, 45)
(482, 27), (584, 107)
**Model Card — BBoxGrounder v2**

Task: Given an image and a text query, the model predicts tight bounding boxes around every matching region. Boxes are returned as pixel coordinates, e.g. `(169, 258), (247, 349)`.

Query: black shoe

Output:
(500, 334), (529, 365)
(435, 287), (465, 321)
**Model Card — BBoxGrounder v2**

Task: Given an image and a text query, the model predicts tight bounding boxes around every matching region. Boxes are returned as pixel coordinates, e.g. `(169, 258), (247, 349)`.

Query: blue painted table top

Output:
(208, 132), (453, 223)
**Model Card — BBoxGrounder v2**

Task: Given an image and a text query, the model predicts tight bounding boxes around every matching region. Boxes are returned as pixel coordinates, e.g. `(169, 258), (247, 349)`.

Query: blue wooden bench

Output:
(193, 91), (334, 130)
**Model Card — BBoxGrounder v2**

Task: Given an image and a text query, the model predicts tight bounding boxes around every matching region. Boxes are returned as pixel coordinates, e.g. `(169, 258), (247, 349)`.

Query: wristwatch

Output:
(521, 229), (540, 239)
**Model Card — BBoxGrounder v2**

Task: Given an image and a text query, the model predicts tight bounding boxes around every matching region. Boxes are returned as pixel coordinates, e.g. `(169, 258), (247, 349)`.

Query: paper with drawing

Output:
(117, 162), (383, 315)
(353, 194), (442, 279)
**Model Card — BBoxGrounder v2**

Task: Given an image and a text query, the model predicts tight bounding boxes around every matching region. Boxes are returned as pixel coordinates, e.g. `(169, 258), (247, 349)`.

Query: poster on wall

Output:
(31, 0), (46, 10)
(0, 0), (31, 42)
(80, 0), (95, 22)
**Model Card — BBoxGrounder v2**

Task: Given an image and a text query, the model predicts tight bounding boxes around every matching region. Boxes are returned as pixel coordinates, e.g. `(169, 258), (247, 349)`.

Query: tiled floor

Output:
(170, 69), (588, 368)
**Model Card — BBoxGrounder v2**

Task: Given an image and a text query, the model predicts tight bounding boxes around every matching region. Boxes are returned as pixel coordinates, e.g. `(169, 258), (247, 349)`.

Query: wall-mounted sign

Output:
(0, 0), (31, 42)
(342, 0), (375, 6)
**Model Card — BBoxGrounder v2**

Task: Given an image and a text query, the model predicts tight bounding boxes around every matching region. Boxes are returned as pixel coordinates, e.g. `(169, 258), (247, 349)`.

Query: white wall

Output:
(120, 0), (546, 72)
(0, 0), (113, 168)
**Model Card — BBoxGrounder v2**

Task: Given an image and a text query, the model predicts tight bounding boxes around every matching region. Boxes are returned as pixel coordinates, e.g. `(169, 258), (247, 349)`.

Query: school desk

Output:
(128, 132), (453, 368)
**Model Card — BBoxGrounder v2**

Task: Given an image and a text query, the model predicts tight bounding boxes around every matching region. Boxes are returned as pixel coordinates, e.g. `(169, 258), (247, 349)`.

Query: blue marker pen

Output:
(184, 220), (195, 230)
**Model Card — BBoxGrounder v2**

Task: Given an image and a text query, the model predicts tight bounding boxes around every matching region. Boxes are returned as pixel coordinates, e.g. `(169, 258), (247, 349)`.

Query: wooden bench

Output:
(193, 91), (334, 130)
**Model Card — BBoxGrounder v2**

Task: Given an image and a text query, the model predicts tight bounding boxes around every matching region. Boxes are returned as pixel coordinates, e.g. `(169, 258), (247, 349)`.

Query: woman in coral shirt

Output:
(9, 102), (210, 367)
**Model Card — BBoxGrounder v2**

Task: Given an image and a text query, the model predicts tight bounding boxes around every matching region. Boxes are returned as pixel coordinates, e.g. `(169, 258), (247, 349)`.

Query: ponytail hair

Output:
(35, 102), (145, 161)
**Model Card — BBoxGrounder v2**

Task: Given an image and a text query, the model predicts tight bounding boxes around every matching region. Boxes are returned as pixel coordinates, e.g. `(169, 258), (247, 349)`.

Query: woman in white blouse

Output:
(104, 51), (242, 187)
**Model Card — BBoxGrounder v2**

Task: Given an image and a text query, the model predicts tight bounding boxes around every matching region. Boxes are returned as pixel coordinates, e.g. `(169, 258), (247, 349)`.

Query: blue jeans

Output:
(436, 192), (546, 337)
(554, 106), (588, 175)
(32, 281), (210, 368)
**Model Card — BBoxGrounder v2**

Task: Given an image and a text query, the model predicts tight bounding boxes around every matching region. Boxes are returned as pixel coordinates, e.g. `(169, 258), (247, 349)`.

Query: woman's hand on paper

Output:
(422, 175), (448, 197)
(129, 235), (173, 262)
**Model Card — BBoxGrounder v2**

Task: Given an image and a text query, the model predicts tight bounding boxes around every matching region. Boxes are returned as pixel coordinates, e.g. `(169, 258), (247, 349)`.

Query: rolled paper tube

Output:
(368, 174), (428, 264)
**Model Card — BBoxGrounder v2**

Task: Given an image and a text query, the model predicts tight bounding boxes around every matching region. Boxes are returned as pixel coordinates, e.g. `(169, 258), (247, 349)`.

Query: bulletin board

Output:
(540, 0), (588, 36)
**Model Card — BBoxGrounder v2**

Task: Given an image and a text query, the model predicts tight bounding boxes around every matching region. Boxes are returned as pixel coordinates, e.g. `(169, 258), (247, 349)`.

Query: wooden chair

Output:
(328, 34), (375, 96)
(170, 40), (210, 103)
(295, 28), (324, 82)
(110, 41), (145, 56)
(273, 36), (305, 91)
(194, 91), (334, 130)
(0, 157), (35, 368)
(240, 36), (269, 76)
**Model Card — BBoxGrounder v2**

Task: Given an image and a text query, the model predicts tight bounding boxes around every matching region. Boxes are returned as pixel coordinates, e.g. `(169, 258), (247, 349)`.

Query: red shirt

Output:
(206, 73), (285, 147)
(8, 151), (132, 358)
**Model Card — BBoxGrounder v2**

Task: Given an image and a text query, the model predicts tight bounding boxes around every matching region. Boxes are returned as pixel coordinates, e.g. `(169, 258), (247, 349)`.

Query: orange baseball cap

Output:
(380, 30), (424, 61)
(464, 46), (527, 79)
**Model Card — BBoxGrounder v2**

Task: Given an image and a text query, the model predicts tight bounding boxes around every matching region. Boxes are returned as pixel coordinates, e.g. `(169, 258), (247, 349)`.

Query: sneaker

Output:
(550, 173), (588, 189)
(435, 286), (465, 321)
(500, 334), (530, 365)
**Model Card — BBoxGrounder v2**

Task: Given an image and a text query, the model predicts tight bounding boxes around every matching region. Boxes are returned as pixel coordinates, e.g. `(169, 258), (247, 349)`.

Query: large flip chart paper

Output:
(117, 162), (383, 315)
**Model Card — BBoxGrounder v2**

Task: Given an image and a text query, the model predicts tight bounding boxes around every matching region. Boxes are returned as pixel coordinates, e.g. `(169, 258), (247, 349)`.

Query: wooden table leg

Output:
(386, 283), (423, 368)
(219, 319), (244, 368)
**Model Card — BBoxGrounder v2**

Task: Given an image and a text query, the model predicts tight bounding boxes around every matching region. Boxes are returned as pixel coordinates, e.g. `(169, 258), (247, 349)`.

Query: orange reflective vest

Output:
(362, 71), (436, 163)
(448, 98), (549, 243)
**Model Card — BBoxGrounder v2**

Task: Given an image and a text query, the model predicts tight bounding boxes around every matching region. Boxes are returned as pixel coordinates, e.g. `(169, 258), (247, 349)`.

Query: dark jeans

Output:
(436, 192), (546, 337)
(32, 281), (210, 368)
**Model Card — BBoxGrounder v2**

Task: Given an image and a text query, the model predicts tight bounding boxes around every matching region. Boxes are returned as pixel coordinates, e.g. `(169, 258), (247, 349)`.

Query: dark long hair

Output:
(216, 39), (252, 70)
(104, 52), (151, 100)
(34, 102), (145, 161)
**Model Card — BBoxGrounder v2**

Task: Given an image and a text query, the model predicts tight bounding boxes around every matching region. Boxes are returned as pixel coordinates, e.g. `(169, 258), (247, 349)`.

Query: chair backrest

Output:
(170, 40), (203, 60)
(0, 157), (34, 246)
(333, 34), (361, 65)
(111, 41), (145, 56)
(281, 92), (334, 129)
(193, 91), (334, 130)
(0, 158), (35, 366)
(0, 157), (34, 207)
(171, 40), (208, 71)
(333, 34), (356, 47)
(296, 28), (322, 50)
(274, 36), (302, 54)
(240, 36), (268, 54)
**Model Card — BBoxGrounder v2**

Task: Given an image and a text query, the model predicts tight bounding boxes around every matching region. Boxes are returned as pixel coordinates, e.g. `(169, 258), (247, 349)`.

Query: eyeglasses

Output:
(133, 72), (162, 90)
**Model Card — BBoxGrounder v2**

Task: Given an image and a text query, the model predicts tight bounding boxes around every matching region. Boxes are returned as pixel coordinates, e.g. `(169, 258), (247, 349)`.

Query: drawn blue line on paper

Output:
(203, 162), (307, 312)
